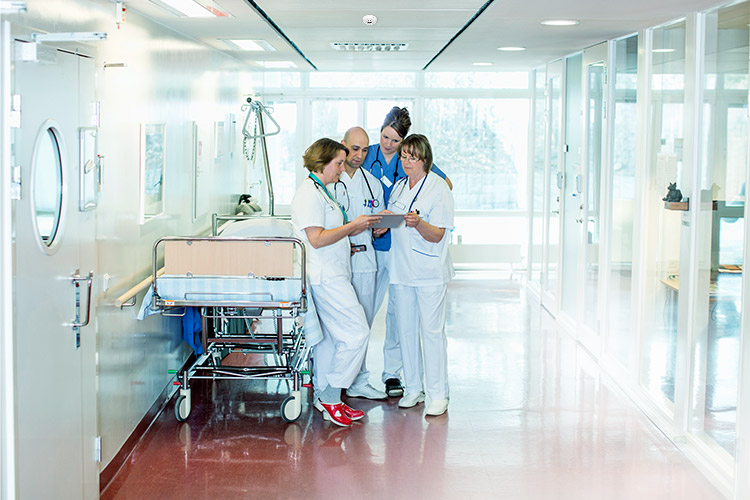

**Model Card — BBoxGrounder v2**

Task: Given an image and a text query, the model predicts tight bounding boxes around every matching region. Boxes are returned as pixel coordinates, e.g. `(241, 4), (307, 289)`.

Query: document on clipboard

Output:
(372, 214), (405, 229)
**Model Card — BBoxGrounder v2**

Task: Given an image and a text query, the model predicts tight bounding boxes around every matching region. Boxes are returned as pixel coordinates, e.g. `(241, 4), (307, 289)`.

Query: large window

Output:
(424, 98), (528, 211)
(310, 99), (358, 141)
(263, 101), (299, 205)
(259, 72), (532, 245)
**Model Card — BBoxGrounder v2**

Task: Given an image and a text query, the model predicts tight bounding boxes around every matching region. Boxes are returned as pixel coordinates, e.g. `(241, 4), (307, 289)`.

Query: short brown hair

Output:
(381, 107), (411, 139)
(398, 134), (433, 172)
(303, 138), (348, 173)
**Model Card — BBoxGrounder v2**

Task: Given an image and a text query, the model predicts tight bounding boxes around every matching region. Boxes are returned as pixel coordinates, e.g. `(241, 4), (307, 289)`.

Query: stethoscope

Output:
(334, 168), (380, 211)
(391, 174), (428, 214)
(309, 173), (348, 224)
(369, 146), (401, 187)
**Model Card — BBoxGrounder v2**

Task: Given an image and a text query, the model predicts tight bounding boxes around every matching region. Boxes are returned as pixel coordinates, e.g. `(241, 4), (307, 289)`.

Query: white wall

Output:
(4, 0), (264, 471)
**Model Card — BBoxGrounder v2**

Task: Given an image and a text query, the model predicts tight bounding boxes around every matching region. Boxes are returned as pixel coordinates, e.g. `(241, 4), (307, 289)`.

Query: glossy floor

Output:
(101, 273), (723, 500)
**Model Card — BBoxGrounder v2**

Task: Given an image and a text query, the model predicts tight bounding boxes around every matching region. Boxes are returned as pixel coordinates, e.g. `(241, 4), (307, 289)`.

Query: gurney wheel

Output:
(281, 395), (301, 422)
(175, 395), (191, 422)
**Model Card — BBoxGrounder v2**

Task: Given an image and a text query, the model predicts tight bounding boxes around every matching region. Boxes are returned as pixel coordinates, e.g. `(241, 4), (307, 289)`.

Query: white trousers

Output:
(350, 271), (377, 388)
(391, 284), (449, 401)
(375, 250), (402, 382)
(310, 280), (369, 392)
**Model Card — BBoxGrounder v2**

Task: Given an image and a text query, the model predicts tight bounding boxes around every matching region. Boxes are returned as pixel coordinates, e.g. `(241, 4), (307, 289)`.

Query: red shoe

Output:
(319, 403), (352, 427)
(341, 403), (365, 421)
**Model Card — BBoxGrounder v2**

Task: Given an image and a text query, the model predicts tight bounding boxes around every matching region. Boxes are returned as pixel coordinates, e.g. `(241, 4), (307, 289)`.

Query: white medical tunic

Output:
(333, 168), (384, 274)
(291, 177), (369, 392)
(290, 179), (352, 286)
(388, 171), (455, 287)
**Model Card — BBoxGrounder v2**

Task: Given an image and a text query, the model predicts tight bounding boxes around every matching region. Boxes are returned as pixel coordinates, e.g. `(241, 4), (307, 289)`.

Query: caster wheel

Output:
(175, 394), (191, 422)
(281, 395), (301, 422)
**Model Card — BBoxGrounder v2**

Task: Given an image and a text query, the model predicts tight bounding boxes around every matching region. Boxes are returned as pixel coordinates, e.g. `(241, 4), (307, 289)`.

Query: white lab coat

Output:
(388, 171), (454, 401)
(333, 168), (384, 388)
(291, 178), (369, 391)
(333, 167), (383, 275)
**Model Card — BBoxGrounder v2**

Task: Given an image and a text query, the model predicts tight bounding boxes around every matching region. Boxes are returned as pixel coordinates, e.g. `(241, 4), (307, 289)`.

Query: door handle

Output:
(71, 270), (94, 328)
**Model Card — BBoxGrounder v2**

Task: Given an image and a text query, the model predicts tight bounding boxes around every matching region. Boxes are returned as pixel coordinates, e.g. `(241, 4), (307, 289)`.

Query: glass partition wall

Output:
(691, 1), (749, 459)
(640, 20), (687, 407)
(528, 3), (750, 495)
(605, 34), (639, 368)
(529, 69), (547, 289)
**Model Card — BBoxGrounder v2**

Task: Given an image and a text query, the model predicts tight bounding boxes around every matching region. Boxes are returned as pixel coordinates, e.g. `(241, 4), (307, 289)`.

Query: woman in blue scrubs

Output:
(361, 107), (451, 398)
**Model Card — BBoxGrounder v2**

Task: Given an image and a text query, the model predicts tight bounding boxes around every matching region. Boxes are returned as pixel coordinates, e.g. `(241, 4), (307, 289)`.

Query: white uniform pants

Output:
(375, 250), (402, 382)
(310, 280), (369, 392)
(391, 284), (449, 401)
(350, 271), (377, 388)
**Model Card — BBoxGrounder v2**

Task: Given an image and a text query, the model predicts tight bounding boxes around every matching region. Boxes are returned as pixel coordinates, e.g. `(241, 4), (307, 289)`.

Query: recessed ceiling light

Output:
(541, 19), (579, 26)
(222, 39), (275, 51)
(652, 48), (675, 53)
(151, 0), (229, 17)
(473, 62), (493, 66)
(498, 46), (526, 51)
(257, 61), (297, 69)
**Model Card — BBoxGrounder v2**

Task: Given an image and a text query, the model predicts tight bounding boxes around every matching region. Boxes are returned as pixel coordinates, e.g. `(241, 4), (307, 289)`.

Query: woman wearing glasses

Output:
(362, 106), (452, 399)
(291, 138), (382, 427)
(374, 134), (454, 417)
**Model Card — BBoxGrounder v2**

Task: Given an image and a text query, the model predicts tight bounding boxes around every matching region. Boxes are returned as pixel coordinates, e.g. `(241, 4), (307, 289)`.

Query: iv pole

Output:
(241, 98), (280, 216)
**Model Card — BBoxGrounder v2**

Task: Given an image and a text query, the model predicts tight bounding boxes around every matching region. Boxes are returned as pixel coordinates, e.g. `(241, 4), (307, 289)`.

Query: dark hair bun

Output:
(381, 107), (411, 139)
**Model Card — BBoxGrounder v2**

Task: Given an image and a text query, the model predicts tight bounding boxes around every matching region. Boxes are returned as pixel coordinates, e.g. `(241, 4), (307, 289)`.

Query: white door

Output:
(13, 40), (98, 499)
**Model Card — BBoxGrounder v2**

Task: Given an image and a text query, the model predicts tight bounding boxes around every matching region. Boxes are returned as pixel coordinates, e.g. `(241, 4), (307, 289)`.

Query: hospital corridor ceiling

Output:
(124, 0), (728, 72)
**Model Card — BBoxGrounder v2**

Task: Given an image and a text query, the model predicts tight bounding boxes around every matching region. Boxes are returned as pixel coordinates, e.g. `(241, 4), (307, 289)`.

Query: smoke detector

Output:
(362, 14), (377, 25)
(332, 42), (408, 52)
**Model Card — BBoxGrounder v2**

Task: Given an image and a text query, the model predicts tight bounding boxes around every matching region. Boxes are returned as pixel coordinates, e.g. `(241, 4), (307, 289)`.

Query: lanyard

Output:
(394, 174), (428, 213)
(309, 173), (348, 224)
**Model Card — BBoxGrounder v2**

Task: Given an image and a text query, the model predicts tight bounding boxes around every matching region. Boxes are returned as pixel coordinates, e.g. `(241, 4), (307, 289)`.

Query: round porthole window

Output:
(32, 123), (64, 249)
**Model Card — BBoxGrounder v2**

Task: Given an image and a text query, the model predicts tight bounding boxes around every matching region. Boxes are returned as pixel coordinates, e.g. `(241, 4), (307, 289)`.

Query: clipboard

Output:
(372, 214), (405, 229)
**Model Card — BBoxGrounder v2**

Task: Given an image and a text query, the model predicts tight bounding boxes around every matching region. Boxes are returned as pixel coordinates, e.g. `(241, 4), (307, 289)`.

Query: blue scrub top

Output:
(362, 144), (447, 251)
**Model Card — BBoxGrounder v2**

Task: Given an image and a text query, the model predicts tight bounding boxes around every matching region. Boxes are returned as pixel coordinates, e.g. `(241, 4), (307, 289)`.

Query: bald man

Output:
(333, 127), (387, 400)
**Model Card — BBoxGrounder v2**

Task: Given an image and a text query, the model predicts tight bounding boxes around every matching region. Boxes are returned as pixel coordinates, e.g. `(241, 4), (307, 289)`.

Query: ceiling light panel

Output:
(258, 61), (297, 68)
(222, 39), (275, 51)
(540, 19), (579, 26)
(150, 0), (230, 18)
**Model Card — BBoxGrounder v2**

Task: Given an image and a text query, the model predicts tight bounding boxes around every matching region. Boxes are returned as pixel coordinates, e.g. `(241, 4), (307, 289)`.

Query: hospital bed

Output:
(148, 216), (315, 423)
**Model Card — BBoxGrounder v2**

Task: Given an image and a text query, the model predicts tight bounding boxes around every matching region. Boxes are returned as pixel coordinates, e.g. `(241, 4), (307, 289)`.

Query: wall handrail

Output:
(114, 268), (165, 308)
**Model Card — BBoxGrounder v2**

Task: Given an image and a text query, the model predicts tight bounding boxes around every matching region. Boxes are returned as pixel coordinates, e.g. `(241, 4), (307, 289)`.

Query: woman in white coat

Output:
(291, 138), (381, 427)
(374, 134), (454, 416)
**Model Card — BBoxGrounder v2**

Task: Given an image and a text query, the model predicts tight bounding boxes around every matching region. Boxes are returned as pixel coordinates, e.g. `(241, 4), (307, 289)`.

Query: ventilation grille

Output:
(331, 43), (408, 52)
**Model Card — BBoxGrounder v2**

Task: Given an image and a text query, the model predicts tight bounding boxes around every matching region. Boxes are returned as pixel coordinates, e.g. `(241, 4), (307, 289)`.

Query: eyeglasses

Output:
(399, 153), (422, 163)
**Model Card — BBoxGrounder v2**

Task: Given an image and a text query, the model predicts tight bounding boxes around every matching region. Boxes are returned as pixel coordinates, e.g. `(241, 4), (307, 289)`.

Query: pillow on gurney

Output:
(218, 217), (295, 238)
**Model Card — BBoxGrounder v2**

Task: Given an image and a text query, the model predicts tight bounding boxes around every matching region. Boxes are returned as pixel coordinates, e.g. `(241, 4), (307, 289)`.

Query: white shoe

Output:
(425, 398), (448, 416)
(346, 384), (387, 400)
(398, 392), (425, 408)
